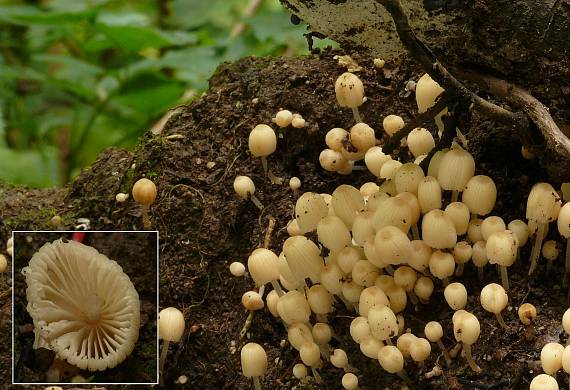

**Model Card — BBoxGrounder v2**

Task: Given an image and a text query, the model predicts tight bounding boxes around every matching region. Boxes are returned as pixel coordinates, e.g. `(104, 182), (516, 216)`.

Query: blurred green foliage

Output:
(0, 0), (336, 188)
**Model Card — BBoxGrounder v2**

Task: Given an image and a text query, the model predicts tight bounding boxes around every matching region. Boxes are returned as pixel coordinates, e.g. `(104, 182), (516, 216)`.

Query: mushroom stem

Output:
(249, 194), (264, 210)
(270, 280), (284, 297)
(261, 156), (268, 177)
(396, 370), (412, 384)
(451, 190), (459, 203)
(141, 205), (152, 229)
(500, 265), (509, 291)
(528, 222), (546, 275)
(563, 238), (570, 286)
(455, 263), (464, 277)
(477, 266), (484, 282)
(462, 343), (481, 373)
(239, 311), (256, 340)
(437, 340), (452, 367)
(311, 367), (322, 383)
(159, 339), (170, 384)
(495, 312), (508, 330)
(443, 277), (450, 287)
(351, 107), (362, 124)
(252, 376), (262, 390)
(267, 170), (283, 185)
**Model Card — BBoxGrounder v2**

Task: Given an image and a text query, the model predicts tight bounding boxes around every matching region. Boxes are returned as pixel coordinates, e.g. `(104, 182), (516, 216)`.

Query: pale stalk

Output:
(159, 340), (170, 385)
(495, 312), (508, 329)
(463, 343), (481, 373)
(455, 263), (464, 277)
(351, 107), (362, 123)
(564, 239), (570, 286)
(437, 340), (452, 366)
(528, 222), (546, 275)
(270, 280), (284, 297)
(500, 265), (509, 291)
(451, 190), (459, 203)
(252, 376), (262, 390)
(142, 205), (151, 229)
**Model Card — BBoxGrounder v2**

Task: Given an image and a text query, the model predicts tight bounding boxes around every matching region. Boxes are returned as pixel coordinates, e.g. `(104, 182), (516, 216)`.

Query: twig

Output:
(382, 94), (452, 154)
(263, 216), (276, 249)
(461, 71), (570, 170)
(374, 0), (530, 136)
(419, 103), (461, 173)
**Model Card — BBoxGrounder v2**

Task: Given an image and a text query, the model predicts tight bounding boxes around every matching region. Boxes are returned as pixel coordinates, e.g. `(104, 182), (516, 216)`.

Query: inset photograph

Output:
(12, 231), (158, 384)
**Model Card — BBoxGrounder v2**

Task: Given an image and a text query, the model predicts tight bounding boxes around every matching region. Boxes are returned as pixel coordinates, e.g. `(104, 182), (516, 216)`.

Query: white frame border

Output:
(11, 230), (160, 386)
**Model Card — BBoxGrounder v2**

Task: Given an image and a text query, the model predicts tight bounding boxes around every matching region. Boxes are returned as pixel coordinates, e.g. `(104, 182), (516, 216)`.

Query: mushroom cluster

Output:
(229, 69), (570, 389)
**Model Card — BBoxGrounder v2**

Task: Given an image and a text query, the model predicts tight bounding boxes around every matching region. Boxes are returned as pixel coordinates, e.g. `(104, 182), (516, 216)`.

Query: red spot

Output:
(72, 232), (86, 243)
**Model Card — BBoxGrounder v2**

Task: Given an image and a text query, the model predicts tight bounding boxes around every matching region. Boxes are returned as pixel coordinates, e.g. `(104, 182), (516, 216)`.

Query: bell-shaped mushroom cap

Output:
(422, 209), (457, 249)
(248, 124), (277, 157)
(480, 283), (508, 314)
(526, 182), (562, 223)
(159, 307), (185, 341)
(437, 147), (475, 191)
(282, 236), (323, 283)
(462, 175), (497, 216)
(295, 192), (329, 233)
(332, 185), (366, 228)
(335, 72), (364, 108)
(247, 248), (280, 287)
(23, 239), (140, 371)
(241, 342), (268, 378)
(486, 230), (518, 267)
(407, 128), (435, 158)
(530, 374), (559, 390)
(378, 345), (404, 373)
(452, 311), (480, 345)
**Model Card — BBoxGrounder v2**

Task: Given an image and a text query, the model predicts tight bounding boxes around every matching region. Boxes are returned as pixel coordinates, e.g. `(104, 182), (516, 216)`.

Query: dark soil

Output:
(0, 50), (567, 389)
(12, 232), (158, 384)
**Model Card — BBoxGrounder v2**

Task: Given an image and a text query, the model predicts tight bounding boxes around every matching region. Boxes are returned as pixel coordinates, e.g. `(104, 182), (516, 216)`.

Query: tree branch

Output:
(382, 93), (452, 154)
(374, 0), (529, 135)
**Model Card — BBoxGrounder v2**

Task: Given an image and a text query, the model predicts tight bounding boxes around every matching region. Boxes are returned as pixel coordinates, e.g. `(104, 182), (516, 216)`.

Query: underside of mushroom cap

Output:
(22, 238), (140, 371)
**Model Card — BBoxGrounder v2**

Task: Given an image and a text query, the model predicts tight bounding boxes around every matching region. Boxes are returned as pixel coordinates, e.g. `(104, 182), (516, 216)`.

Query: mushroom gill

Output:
(22, 238), (140, 371)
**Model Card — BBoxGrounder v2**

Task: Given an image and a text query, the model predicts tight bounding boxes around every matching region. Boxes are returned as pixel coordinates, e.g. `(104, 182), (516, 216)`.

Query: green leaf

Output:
(114, 74), (185, 117)
(94, 24), (198, 52)
(0, 5), (95, 25)
(0, 146), (60, 188)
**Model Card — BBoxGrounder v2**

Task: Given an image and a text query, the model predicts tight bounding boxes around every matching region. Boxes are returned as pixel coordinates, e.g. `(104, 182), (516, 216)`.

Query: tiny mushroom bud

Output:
(383, 115), (405, 137)
(530, 374), (559, 390)
(425, 321), (451, 366)
(291, 113), (306, 128)
(397, 332), (417, 358)
(508, 219), (530, 248)
(518, 303), (537, 325)
(307, 285), (333, 320)
(445, 202), (470, 236)
(289, 177), (301, 193)
(335, 72), (365, 123)
(481, 216), (506, 241)
(242, 291), (264, 311)
(541, 342), (564, 375)
(115, 192), (129, 202)
(241, 342), (268, 390)
(159, 307), (185, 379)
(527, 182), (562, 275)
(132, 178), (157, 229)
(288, 323), (313, 351)
(292, 363), (307, 379)
(229, 261), (246, 277)
(480, 283), (509, 329)
(350, 316), (372, 344)
(272, 109), (293, 128)
(249, 124), (277, 176)
(342, 372), (359, 390)
(472, 240), (488, 281)
(444, 282), (468, 310)
(233, 176), (263, 209)
(320, 149), (348, 172)
(300, 342), (322, 379)
(542, 240), (560, 272)
(409, 240), (432, 273)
